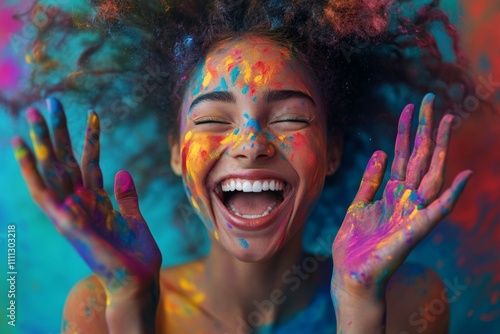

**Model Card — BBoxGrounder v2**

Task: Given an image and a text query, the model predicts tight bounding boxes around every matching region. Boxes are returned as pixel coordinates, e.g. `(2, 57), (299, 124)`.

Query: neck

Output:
(201, 229), (322, 331)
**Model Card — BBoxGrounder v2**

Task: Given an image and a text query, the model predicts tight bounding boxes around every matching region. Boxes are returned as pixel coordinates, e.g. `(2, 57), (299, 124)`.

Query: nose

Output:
(228, 126), (275, 162)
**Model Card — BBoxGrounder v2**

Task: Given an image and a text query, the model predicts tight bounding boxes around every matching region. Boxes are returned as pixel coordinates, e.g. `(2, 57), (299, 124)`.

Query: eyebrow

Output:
(265, 89), (316, 106)
(189, 91), (236, 111)
(189, 89), (316, 111)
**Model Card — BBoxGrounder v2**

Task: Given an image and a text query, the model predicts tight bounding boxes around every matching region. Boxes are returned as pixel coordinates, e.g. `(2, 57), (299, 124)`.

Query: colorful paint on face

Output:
(181, 130), (225, 231)
(238, 238), (249, 249)
(177, 36), (333, 261)
(188, 37), (297, 103)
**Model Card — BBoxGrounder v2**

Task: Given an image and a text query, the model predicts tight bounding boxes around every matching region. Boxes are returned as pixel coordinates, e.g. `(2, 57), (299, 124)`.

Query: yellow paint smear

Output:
(408, 207), (419, 220)
(202, 72), (212, 88)
(192, 292), (205, 304)
(400, 189), (412, 204)
(179, 278), (196, 292)
(184, 131), (193, 141)
(30, 131), (49, 160)
(241, 60), (252, 83)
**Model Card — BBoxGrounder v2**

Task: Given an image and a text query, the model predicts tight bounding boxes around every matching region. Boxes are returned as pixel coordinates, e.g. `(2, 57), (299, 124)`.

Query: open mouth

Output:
(213, 177), (293, 230)
(219, 178), (286, 218)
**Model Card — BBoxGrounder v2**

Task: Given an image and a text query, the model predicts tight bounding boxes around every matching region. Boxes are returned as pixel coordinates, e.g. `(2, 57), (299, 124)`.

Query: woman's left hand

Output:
(331, 93), (472, 301)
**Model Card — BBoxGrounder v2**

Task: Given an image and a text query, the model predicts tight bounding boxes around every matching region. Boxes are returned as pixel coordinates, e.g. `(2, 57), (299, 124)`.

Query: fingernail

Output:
(46, 97), (61, 115)
(116, 170), (135, 193)
(455, 170), (473, 194)
(26, 107), (41, 122)
(11, 138), (28, 160)
(404, 104), (415, 112)
(423, 92), (436, 103)
(444, 114), (454, 123)
(11, 137), (23, 147)
(87, 109), (96, 120)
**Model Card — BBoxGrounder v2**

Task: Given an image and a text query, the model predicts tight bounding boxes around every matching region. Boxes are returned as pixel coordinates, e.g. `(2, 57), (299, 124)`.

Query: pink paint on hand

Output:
(25, 107), (41, 122)
(116, 170), (134, 193)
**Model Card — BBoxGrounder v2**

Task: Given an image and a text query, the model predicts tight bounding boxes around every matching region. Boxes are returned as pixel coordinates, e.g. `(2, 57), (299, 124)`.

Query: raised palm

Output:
(332, 94), (471, 294)
(12, 98), (162, 298)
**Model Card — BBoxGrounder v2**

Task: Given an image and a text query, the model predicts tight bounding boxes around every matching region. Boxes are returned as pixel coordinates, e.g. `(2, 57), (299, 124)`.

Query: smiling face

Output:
(171, 35), (340, 261)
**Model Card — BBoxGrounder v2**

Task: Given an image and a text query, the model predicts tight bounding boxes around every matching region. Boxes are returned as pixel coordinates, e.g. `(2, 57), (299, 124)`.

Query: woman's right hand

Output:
(12, 97), (162, 331)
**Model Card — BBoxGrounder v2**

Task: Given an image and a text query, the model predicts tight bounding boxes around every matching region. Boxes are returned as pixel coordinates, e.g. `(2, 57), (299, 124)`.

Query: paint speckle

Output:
(220, 77), (228, 90)
(242, 84), (249, 94)
(230, 66), (240, 85)
(239, 238), (249, 249)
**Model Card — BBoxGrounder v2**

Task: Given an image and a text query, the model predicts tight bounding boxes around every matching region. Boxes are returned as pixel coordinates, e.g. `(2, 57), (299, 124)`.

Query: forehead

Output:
(185, 36), (316, 99)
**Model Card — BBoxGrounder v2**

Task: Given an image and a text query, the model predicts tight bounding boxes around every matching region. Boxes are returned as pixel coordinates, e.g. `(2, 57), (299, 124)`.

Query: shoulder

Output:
(156, 258), (208, 332)
(61, 260), (206, 333)
(386, 262), (449, 334)
(159, 258), (206, 296)
(62, 275), (108, 333)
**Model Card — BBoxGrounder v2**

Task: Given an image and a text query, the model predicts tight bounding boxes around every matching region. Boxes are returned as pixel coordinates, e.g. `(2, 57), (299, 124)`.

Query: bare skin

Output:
(61, 260), (448, 333)
(13, 36), (468, 333)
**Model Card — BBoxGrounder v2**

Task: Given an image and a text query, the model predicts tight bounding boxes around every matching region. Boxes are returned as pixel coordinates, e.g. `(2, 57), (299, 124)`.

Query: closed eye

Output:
(270, 116), (311, 131)
(193, 117), (231, 125)
(272, 117), (310, 124)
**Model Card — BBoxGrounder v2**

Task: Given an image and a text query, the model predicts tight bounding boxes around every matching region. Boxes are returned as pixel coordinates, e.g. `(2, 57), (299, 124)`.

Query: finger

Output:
(417, 114), (454, 205)
(11, 137), (59, 214)
(405, 93), (435, 188)
(352, 150), (388, 205)
(46, 97), (83, 189)
(26, 107), (72, 198)
(81, 110), (103, 190)
(390, 104), (414, 181)
(115, 170), (142, 218)
(414, 170), (472, 236)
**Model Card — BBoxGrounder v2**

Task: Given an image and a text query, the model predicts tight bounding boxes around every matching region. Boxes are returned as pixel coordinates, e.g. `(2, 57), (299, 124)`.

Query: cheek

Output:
(181, 132), (224, 211)
(278, 131), (327, 185)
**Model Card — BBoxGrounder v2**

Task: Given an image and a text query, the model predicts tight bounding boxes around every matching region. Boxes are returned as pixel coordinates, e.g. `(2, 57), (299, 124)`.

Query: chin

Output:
(220, 235), (288, 262)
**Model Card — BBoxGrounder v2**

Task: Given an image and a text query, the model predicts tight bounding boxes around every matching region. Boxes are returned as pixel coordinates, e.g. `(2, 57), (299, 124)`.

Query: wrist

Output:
(105, 279), (160, 334)
(331, 276), (387, 333)
(331, 270), (387, 302)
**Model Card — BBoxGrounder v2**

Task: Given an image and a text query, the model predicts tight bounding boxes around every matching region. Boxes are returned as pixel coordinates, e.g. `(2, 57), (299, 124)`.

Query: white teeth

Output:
(228, 204), (276, 218)
(220, 178), (286, 193)
(243, 181), (252, 192)
(252, 181), (262, 192)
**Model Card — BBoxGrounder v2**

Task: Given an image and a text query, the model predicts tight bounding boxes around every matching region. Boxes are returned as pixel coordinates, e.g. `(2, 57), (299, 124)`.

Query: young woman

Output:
(11, 0), (475, 333)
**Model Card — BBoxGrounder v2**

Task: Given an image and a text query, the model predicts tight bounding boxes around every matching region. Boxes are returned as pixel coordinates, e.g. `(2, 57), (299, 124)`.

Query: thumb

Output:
(114, 170), (141, 217)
